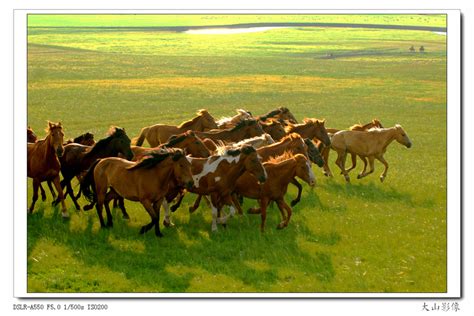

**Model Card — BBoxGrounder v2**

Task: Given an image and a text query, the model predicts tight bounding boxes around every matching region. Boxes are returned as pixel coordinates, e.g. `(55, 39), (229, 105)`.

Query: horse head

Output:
(278, 107), (298, 124)
(171, 149), (194, 190)
(47, 121), (64, 157)
(304, 138), (325, 168)
(27, 126), (38, 143)
(197, 109), (218, 130)
(109, 126), (134, 160)
(394, 124), (412, 148)
(372, 119), (384, 129)
(294, 154), (316, 187)
(262, 120), (286, 141)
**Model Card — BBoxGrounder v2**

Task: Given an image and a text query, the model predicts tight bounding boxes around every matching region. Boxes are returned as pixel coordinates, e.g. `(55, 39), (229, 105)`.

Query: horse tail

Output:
(132, 126), (149, 146)
(80, 159), (100, 203)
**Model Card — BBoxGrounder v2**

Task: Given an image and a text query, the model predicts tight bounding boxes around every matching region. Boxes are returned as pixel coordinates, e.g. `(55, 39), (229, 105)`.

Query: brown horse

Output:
(331, 124), (412, 182)
(233, 153), (315, 231)
(216, 109), (253, 129)
(321, 119), (384, 177)
(65, 132), (95, 146)
(131, 130), (211, 161)
(285, 118), (331, 147)
(260, 120), (287, 141)
(27, 126), (37, 143)
(27, 122), (68, 217)
(81, 149), (193, 237)
(194, 119), (265, 144)
(257, 107), (298, 124)
(183, 145), (267, 231)
(133, 109), (218, 147)
(54, 127), (133, 210)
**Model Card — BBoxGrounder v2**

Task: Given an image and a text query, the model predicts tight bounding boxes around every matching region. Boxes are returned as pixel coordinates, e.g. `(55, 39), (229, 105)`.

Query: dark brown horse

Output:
(260, 120), (287, 141)
(65, 132), (95, 146)
(27, 122), (68, 217)
(54, 127), (133, 210)
(257, 107), (298, 124)
(81, 149), (193, 237)
(27, 126), (38, 143)
(133, 109), (218, 147)
(233, 153), (315, 231)
(194, 119), (265, 145)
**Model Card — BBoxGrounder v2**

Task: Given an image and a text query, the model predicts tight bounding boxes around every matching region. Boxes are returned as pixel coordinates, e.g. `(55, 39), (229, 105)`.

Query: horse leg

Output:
(377, 155), (389, 182)
(28, 178), (40, 213)
(170, 191), (185, 212)
(66, 181), (81, 211)
(359, 155), (368, 175)
(139, 199), (158, 236)
(162, 200), (175, 227)
(210, 200), (219, 232)
(335, 150), (350, 183)
(231, 193), (244, 216)
(189, 194), (202, 213)
(39, 183), (47, 201)
(103, 190), (115, 227)
(345, 152), (358, 173)
(358, 156), (375, 179)
(152, 200), (164, 238)
(52, 178), (67, 206)
(52, 175), (68, 218)
(259, 198), (269, 233)
(322, 146), (333, 177)
(276, 199), (292, 229)
(118, 197), (129, 220)
(47, 180), (56, 199)
(290, 178), (302, 207)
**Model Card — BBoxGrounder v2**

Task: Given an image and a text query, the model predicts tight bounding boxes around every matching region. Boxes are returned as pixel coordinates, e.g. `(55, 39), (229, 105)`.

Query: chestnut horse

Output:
(320, 119), (383, 177)
(331, 124), (412, 182)
(233, 153), (315, 231)
(27, 122), (68, 217)
(81, 149), (193, 237)
(133, 109), (218, 147)
(285, 118), (331, 147)
(54, 127), (133, 210)
(257, 107), (298, 124)
(27, 126), (37, 143)
(260, 120), (287, 141)
(194, 119), (265, 144)
(216, 109), (253, 129)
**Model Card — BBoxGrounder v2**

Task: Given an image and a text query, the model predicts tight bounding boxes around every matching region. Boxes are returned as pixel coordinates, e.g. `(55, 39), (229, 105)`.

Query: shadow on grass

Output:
(27, 201), (337, 293)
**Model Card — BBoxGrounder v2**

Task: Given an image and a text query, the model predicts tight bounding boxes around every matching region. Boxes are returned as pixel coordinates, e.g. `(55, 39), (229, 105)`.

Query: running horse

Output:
(260, 120), (287, 141)
(216, 109), (253, 129)
(133, 109), (218, 147)
(194, 119), (265, 145)
(257, 107), (298, 124)
(320, 119), (383, 177)
(81, 149), (193, 237)
(285, 118), (331, 147)
(232, 153), (316, 232)
(27, 122), (68, 217)
(331, 124), (412, 182)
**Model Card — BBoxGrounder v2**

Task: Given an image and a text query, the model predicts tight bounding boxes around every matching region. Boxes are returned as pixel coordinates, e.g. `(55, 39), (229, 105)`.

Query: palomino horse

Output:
(216, 109), (253, 129)
(233, 153), (315, 232)
(285, 118), (331, 147)
(257, 107), (298, 124)
(260, 120), (287, 141)
(194, 119), (265, 144)
(321, 119), (384, 177)
(81, 149), (193, 237)
(54, 127), (133, 210)
(133, 109), (218, 147)
(184, 145), (267, 231)
(331, 124), (412, 183)
(27, 122), (68, 217)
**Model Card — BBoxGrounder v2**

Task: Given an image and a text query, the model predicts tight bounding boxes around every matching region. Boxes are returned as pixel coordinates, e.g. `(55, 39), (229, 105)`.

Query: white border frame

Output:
(14, 9), (461, 298)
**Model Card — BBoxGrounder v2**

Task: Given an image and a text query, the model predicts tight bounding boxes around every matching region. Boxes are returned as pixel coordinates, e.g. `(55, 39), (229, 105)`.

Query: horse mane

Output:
(178, 115), (201, 129)
(259, 108), (282, 121)
(84, 127), (126, 158)
(44, 121), (62, 134)
(216, 109), (252, 125)
(266, 151), (295, 164)
(229, 118), (257, 131)
(279, 132), (302, 143)
(127, 148), (184, 170)
(164, 133), (188, 147)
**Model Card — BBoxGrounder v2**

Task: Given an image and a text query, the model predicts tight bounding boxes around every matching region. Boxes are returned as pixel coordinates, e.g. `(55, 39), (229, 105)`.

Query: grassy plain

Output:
(26, 15), (447, 293)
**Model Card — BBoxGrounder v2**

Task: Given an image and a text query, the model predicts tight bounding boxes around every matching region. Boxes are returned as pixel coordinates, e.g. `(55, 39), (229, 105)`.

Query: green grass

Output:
(27, 14), (447, 293)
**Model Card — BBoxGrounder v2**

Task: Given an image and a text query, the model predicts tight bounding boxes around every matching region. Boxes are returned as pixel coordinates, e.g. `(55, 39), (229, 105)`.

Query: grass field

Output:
(26, 14), (447, 294)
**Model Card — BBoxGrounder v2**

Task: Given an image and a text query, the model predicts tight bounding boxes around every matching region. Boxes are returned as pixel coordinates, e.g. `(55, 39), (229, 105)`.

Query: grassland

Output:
(26, 15), (447, 294)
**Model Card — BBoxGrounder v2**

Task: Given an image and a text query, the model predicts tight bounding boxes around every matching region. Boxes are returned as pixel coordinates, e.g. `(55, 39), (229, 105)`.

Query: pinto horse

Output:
(54, 127), (133, 210)
(27, 122), (68, 217)
(331, 124), (412, 182)
(194, 119), (265, 145)
(320, 119), (383, 177)
(233, 153), (315, 231)
(216, 109), (253, 129)
(81, 149), (193, 237)
(181, 145), (267, 231)
(285, 118), (331, 147)
(257, 107), (298, 124)
(133, 109), (218, 147)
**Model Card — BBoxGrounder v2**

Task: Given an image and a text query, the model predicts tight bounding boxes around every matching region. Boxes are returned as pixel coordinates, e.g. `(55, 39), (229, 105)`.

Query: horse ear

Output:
(58, 122), (62, 127)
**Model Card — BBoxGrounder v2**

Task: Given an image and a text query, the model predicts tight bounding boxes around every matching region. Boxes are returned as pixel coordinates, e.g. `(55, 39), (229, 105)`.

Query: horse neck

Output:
(152, 159), (174, 184)
(41, 134), (60, 164)
(257, 138), (291, 160)
(266, 158), (296, 184)
(377, 128), (398, 150)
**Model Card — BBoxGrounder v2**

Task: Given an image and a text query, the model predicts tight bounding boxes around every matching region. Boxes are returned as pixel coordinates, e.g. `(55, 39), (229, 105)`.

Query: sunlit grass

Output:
(26, 15), (447, 294)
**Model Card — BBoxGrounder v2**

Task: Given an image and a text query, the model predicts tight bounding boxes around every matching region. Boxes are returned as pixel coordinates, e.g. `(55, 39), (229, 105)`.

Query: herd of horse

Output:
(27, 107), (412, 237)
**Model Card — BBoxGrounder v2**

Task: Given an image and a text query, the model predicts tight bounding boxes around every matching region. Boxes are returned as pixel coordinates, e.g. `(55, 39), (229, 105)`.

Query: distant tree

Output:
(419, 45), (425, 52)
(409, 45), (415, 52)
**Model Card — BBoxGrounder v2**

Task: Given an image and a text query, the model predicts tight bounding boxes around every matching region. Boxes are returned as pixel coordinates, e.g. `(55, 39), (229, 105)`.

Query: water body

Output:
(185, 27), (286, 35)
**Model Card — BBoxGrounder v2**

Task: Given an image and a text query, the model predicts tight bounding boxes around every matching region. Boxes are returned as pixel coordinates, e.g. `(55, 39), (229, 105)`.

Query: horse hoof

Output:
(380, 176), (385, 183)
(61, 212), (70, 219)
(107, 222), (113, 228)
(156, 232), (164, 238)
(247, 208), (261, 214)
(170, 206), (178, 212)
(163, 220), (175, 228)
(123, 214), (130, 220)
(290, 200), (298, 207)
(83, 205), (93, 211)
(139, 227), (146, 234)
(357, 174), (363, 179)
(189, 206), (196, 213)
(41, 196), (46, 202)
